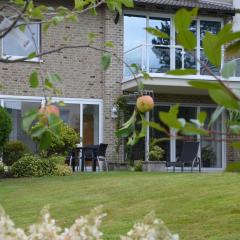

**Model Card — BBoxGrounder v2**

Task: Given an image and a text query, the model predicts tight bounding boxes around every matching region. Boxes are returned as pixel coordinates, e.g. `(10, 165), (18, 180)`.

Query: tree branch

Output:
(0, 0), (30, 39)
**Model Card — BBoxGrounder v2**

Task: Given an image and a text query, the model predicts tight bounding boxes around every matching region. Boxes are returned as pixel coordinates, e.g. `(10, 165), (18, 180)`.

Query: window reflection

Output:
(148, 18), (171, 73)
(5, 101), (41, 152)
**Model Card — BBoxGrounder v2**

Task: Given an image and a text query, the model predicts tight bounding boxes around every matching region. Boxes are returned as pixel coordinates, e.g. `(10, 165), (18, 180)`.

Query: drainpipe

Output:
(233, 0), (240, 32)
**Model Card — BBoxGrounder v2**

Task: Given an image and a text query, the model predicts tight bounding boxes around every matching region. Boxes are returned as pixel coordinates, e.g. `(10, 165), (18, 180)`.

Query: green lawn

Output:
(0, 172), (240, 239)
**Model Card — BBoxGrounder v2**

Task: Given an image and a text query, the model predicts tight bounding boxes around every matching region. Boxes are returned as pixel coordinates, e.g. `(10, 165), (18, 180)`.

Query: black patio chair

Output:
(166, 141), (201, 172)
(96, 143), (108, 171)
(65, 149), (80, 172)
(84, 145), (99, 171)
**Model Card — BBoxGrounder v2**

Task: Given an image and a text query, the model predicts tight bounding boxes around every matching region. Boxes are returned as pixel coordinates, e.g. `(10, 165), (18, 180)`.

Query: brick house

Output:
(0, 0), (239, 171)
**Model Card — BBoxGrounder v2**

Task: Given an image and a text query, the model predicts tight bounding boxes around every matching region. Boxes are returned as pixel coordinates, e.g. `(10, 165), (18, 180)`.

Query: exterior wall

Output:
(0, 1), (124, 161)
(102, 11), (124, 161)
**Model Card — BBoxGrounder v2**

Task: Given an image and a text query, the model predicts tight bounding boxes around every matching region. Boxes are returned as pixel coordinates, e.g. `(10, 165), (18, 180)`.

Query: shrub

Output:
(12, 154), (42, 178)
(226, 161), (240, 173)
(149, 139), (165, 161)
(53, 164), (72, 176)
(0, 162), (4, 175)
(0, 107), (12, 149)
(35, 123), (79, 156)
(48, 155), (66, 165)
(3, 141), (29, 166)
(11, 154), (57, 178)
(134, 161), (143, 172)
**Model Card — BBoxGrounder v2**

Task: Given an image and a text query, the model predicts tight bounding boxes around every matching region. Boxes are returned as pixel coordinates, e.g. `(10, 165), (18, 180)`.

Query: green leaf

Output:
(105, 41), (114, 48)
(198, 111), (207, 124)
(18, 24), (26, 32)
(188, 80), (222, 90)
(142, 121), (167, 133)
(27, 52), (36, 60)
(39, 130), (52, 150)
(167, 69), (197, 76)
(181, 123), (209, 136)
(101, 54), (111, 71)
(221, 61), (237, 79)
(174, 8), (192, 33)
(177, 30), (196, 51)
(47, 73), (62, 83)
(29, 71), (39, 88)
(203, 32), (221, 68)
(31, 124), (46, 138)
(116, 110), (136, 137)
(145, 27), (169, 39)
(88, 32), (97, 45)
(22, 110), (38, 131)
(160, 112), (182, 129)
(48, 114), (61, 135)
(208, 106), (224, 127)
(209, 89), (239, 110)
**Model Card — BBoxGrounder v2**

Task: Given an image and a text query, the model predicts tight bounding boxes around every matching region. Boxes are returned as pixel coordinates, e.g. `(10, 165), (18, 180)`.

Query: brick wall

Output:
(0, 2), (124, 162)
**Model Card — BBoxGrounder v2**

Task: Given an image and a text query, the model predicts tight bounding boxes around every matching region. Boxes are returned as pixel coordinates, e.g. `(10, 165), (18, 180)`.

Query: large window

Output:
(124, 12), (222, 76)
(4, 100), (41, 152)
(2, 23), (40, 58)
(1, 97), (103, 152)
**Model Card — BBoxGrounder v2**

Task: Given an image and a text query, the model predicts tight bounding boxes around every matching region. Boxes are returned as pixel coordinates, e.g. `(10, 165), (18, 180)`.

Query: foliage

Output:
(34, 122), (79, 156)
(0, 162), (4, 175)
(11, 154), (57, 178)
(47, 123), (79, 156)
(134, 161), (143, 172)
(53, 164), (72, 176)
(48, 155), (66, 165)
(0, 107), (12, 149)
(0, 205), (178, 240)
(201, 145), (216, 168)
(226, 161), (240, 173)
(149, 139), (165, 161)
(3, 141), (29, 166)
(11, 154), (41, 178)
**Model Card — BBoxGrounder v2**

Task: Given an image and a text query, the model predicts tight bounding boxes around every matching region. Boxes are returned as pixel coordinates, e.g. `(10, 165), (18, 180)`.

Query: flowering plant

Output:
(0, 206), (179, 240)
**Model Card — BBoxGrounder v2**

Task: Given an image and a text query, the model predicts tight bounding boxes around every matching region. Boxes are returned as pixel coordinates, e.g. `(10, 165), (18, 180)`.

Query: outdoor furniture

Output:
(65, 149), (80, 172)
(84, 145), (99, 171)
(166, 141), (201, 172)
(96, 143), (108, 171)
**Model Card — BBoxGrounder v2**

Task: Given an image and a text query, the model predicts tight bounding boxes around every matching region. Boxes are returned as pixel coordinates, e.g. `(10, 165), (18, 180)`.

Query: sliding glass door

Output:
(143, 104), (225, 169)
(1, 97), (103, 152)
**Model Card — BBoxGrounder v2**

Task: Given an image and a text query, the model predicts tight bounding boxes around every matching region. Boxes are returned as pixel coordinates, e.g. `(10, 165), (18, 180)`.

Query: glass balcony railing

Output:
(123, 44), (231, 79)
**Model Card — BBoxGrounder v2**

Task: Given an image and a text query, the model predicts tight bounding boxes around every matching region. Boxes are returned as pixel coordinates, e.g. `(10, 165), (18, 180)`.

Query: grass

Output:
(0, 172), (240, 239)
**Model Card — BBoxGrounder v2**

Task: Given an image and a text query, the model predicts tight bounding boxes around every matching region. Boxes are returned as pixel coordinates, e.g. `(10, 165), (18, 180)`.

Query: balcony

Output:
(123, 44), (240, 95)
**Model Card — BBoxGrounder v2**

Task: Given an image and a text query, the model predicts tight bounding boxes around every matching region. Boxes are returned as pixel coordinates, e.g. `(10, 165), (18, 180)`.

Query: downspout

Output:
(233, 0), (240, 32)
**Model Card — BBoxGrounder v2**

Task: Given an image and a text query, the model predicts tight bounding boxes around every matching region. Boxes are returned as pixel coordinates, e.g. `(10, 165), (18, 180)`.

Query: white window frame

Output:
(0, 95), (104, 145)
(124, 10), (224, 77)
(1, 22), (41, 62)
(149, 102), (226, 172)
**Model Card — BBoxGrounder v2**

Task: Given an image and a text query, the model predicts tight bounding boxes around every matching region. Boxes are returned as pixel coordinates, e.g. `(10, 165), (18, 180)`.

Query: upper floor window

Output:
(2, 22), (40, 59)
(124, 12), (222, 77)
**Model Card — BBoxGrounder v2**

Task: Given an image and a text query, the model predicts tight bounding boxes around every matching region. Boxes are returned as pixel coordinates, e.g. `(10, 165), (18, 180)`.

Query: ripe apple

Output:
(39, 105), (60, 124)
(136, 95), (154, 113)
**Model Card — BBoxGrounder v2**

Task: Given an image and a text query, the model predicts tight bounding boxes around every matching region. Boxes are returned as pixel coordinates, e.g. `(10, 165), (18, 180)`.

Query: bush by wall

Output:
(34, 123), (79, 156)
(3, 141), (29, 166)
(48, 155), (66, 165)
(11, 154), (72, 178)
(226, 161), (240, 173)
(0, 107), (12, 149)
(53, 164), (72, 176)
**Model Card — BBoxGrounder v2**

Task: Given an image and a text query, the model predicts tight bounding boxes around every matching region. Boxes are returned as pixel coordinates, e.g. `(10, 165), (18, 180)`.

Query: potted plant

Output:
(142, 139), (166, 172)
